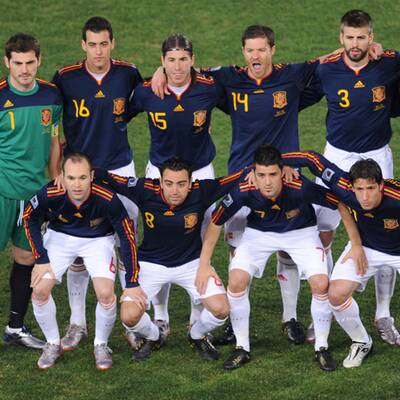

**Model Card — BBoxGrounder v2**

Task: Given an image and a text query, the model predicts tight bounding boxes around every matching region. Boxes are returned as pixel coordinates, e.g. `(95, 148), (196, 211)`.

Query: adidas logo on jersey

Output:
(174, 104), (184, 112)
(3, 99), (14, 108)
(354, 80), (365, 89)
(95, 90), (105, 98)
(272, 204), (281, 210)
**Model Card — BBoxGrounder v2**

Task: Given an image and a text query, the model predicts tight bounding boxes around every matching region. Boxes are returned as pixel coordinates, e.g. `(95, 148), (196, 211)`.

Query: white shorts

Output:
(331, 242), (400, 291)
(315, 142), (393, 232)
(145, 160), (215, 237)
(145, 160), (215, 180)
(224, 206), (251, 248)
(138, 258), (226, 306)
(43, 229), (116, 283)
(230, 226), (327, 280)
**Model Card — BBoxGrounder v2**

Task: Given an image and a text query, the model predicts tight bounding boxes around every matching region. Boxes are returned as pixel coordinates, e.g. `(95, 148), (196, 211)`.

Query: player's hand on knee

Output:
(121, 286), (147, 311)
(54, 173), (65, 191)
(31, 263), (55, 287)
(151, 67), (170, 99)
(342, 244), (368, 276)
(282, 166), (299, 183)
(196, 264), (219, 295)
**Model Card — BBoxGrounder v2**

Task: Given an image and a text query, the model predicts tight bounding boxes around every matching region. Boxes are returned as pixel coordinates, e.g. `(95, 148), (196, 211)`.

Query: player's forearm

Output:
(199, 222), (222, 267)
(338, 202), (362, 246)
(282, 150), (326, 178)
(48, 136), (62, 179)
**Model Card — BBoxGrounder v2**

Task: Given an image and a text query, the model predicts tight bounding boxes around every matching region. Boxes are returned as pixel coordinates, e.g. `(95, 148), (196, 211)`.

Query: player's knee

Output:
(328, 282), (349, 306)
(32, 287), (51, 303)
(207, 296), (229, 319)
(99, 294), (116, 310)
(120, 302), (143, 326)
(228, 269), (249, 293)
(309, 275), (329, 295)
(12, 246), (34, 265)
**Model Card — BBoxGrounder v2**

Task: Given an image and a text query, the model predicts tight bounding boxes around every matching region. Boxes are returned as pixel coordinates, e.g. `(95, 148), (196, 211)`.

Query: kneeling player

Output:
(198, 145), (357, 371)
(283, 150), (400, 367)
(97, 158), (246, 361)
(23, 153), (140, 370)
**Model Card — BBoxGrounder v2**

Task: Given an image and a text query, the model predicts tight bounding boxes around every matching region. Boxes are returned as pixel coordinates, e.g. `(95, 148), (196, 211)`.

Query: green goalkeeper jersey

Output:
(0, 76), (62, 200)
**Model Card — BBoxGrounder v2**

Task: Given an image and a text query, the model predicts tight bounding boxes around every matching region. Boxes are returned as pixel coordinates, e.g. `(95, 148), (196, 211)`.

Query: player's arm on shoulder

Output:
(151, 66), (169, 99)
(100, 172), (143, 204)
(338, 202), (368, 276)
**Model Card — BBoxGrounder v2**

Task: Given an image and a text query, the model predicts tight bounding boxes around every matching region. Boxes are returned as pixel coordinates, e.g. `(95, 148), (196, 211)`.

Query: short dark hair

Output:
(162, 34), (193, 57)
(341, 9), (373, 33)
(242, 25), (275, 47)
(5, 33), (40, 59)
(62, 152), (93, 173)
(253, 144), (282, 169)
(160, 157), (192, 179)
(82, 16), (113, 41)
(349, 159), (382, 184)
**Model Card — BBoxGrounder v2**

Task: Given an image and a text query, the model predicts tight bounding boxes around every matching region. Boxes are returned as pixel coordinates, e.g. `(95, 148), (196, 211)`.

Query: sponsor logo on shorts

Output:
(372, 86), (385, 103)
(213, 277), (223, 286)
(184, 213), (198, 229)
(113, 98), (125, 115)
(109, 256), (116, 273)
(383, 218), (399, 230)
(272, 91), (287, 109)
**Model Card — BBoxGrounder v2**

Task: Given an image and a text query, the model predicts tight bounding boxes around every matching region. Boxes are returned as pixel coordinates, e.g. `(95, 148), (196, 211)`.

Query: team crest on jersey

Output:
(383, 219), (399, 230)
(90, 217), (105, 228)
(286, 208), (300, 219)
(272, 91), (288, 109)
(184, 213), (198, 229)
(41, 108), (52, 126)
(372, 86), (386, 103)
(193, 110), (207, 127)
(113, 98), (125, 115)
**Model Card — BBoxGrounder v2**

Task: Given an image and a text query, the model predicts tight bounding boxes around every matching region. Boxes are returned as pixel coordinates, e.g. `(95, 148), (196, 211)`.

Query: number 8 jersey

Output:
(52, 59), (142, 170)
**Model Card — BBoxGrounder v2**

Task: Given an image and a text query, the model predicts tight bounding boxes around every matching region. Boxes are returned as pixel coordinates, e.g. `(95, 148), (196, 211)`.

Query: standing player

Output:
(97, 158), (245, 361)
(52, 16), (143, 350)
(305, 10), (400, 344)
(198, 145), (348, 371)
(152, 25), (322, 344)
(23, 153), (140, 370)
(129, 34), (225, 330)
(1, 33), (62, 349)
(282, 150), (400, 367)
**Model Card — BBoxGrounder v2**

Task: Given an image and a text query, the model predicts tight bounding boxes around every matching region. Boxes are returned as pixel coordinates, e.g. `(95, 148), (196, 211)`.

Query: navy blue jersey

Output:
(283, 151), (400, 255)
(52, 59), (142, 170)
(98, 169), (243, 267)
(204, 62), (318, 173)
(23, 181), (139, 287)
(129, 74), (223, 171)
(212, 175), (338, 232)
(311, 51), (400, 152)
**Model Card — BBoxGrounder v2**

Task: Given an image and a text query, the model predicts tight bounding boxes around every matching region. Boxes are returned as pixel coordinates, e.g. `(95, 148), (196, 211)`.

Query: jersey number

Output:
(72, 99), (91, 118)
(337, 89), (350, 108)
(144, 212), (155, 228)
(8, 111), (15, 130)
(232, 92), (249, 112)
(149, 112), (167, 130)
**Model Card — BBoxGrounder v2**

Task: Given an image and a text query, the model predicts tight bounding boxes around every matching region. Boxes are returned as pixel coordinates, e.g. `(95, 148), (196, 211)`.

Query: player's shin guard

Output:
(8, 262), (33, 328)
(311, 293), (332, 350)
(228, 289), (250, 352)
(152, 284), (171, 323)
(330, 297), (369, 343)
(124, 313), (159, 341)
(277, 254), (299, 322)
(67, 260), (89, 328)
(374, 266), (396, 320)
(94, 297), (117, 346)
(32, 295), (60, 344)
(190, 308), (227, 339)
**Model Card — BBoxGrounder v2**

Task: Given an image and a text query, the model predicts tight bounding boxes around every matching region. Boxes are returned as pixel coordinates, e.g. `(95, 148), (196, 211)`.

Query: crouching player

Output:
(198, 145), (357, 371)
(23, 153), (141, 370)
(96, 157), (245, 361)
(283, 150), (400, 368)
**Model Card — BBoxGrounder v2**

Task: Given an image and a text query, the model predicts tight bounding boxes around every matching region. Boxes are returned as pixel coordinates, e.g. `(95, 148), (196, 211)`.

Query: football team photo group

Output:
(1, 2), (400, 399)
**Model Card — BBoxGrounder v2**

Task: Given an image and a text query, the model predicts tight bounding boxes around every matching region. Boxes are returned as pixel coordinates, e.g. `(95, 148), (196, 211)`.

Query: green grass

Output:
(1, 1), (400, 399)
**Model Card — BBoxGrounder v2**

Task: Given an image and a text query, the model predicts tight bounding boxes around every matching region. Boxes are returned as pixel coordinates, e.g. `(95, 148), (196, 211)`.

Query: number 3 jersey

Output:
(52, 59), (142, 170)
(0, 77), (62, 200)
